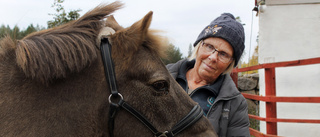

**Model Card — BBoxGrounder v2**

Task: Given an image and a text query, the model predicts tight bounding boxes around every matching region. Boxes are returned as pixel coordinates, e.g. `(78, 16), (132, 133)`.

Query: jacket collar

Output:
(215, 74), (241, 101)
(166, 59), (240, 100)
(177, 59), (225, 97)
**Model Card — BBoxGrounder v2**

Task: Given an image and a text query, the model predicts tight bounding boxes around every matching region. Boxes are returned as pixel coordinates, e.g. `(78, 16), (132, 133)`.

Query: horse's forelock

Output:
(109, 29), (168, 71)
(145, 30), (168, 59)
(14, 2), (123, 84)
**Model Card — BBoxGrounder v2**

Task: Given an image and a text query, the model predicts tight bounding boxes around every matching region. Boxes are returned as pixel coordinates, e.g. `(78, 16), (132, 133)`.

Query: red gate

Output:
(231, 57), (320, 137)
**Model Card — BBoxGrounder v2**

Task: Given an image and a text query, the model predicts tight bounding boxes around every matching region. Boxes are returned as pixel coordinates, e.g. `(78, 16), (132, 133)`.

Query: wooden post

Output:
(265, 68), (277, 135)
(230, 67), (238, 87)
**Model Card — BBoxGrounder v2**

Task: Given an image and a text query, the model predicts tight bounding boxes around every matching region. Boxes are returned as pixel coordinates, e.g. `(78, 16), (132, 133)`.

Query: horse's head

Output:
(102, 8), (216, 137)
(0, 2), (216, 137)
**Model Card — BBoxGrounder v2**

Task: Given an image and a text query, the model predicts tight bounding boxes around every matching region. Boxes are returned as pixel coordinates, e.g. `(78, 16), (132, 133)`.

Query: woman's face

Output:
(194, 37), (234, 83)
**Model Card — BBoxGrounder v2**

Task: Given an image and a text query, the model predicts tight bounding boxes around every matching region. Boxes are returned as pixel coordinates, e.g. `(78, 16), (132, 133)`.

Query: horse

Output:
(0, 2), (216, 137)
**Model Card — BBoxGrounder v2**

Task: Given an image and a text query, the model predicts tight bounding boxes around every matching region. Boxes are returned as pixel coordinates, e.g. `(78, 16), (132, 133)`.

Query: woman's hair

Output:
(188, 41), (235, 75)
(188, 41), (201, 61)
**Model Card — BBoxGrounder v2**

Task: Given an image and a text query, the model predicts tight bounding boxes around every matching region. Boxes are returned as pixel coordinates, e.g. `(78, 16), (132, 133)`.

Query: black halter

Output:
(100, 38), (204, 137)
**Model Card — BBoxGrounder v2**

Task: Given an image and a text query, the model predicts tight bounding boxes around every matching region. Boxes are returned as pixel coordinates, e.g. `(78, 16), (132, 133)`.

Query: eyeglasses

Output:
(201, 41), (233, 63)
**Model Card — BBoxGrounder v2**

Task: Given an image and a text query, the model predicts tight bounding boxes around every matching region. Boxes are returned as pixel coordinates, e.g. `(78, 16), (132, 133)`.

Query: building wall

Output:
(258, 1), (320, 136)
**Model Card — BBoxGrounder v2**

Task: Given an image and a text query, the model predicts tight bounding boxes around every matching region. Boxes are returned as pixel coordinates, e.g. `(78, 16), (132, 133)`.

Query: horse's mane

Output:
(4, 2), (123, 83)
(0, 1), (169, 84)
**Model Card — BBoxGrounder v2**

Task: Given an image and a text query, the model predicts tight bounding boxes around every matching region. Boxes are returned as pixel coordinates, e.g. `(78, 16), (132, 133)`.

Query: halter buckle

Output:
(155, 131), (169, 137)
(108, 93), (123, 104)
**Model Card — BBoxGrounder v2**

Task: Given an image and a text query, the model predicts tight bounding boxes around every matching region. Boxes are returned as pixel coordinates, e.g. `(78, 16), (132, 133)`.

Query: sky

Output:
(0, 0), (259, 62)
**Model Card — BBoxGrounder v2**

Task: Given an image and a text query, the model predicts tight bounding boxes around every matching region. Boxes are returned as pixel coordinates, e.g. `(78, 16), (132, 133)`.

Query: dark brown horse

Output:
(0, 2), (216, 137)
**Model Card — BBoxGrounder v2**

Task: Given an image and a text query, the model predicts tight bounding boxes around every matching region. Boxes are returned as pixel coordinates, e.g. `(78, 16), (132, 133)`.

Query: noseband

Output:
(100, 38), (204, 137)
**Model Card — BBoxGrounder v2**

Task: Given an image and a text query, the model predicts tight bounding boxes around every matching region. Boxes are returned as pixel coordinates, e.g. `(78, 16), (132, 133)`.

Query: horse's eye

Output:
(152, 80), (169, 92)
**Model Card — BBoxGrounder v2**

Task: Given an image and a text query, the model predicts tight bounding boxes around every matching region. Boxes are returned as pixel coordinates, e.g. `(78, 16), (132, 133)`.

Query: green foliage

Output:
(21, 24), (44, 37)
(259, 0), (266, 5)
(47, 0), (81, 28)
(0, 25), (21, 39)
(162, 44), (183, 65)
(0, 25), (13, 39)
(240, 46), (259, 75)
(248, 105), (260, 132)
(236, 16), (246, 26)
(0, 24), (44, 40)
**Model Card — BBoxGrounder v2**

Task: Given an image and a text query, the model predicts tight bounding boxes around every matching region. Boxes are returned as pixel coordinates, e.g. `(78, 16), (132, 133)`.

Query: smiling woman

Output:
(189, 38), (234, 86)
(166, 13), (250, 137)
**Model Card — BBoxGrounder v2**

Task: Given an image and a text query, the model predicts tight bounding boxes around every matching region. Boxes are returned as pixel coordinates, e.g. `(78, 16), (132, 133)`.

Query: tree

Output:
(47, 0), (81, 28)
(161, 44), (183, 65)
(235, 16), (259, 75)
(0, 24), (43, 40)
(0, 25), (12, 39)
(240, 46), (259, 74)
(20, 24), (44, 37)
(1, 0), (79, 39)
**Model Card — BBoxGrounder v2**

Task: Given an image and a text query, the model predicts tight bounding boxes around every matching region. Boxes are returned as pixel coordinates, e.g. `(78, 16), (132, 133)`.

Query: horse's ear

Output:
(110, 11), (153, 54)
(124, 11), (153, 41)
(105, 15), (123, 31)
(108, 11), (154, 68)
(131, 11), (153, 37)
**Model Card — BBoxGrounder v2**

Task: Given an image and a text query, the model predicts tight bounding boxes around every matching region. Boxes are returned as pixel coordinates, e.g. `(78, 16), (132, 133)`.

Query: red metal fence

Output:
(231, 57), (320, 137)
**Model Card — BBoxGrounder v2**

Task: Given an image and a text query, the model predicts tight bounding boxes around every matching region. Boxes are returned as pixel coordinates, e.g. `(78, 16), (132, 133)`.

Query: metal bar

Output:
(267, 118), (320, 123)
(265, 68), (277, 135)
(232, 57), (320, 73)
(249, 114), (266, 121)
(249, 128), (283, 137)
(233, 64), (263, 72)
(230, 72), (238, 87)
(231, 57), (320, 136)
(248, 114), (320, 124)
(242, 93), (320, 103)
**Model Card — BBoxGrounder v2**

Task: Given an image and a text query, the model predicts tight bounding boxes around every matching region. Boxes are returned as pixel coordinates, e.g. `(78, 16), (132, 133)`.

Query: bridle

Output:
(100, 37), (204, 137)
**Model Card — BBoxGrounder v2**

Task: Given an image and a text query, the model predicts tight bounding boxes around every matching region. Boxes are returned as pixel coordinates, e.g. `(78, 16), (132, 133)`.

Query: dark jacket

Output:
(166, 59), (250, 137)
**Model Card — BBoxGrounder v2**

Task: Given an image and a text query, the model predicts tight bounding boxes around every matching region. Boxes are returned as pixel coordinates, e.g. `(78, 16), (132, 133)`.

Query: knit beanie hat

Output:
(194, 13), (245, 67)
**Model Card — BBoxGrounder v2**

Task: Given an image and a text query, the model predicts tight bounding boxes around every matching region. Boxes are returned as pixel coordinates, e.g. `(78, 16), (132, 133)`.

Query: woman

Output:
(167, 13), (250, 137)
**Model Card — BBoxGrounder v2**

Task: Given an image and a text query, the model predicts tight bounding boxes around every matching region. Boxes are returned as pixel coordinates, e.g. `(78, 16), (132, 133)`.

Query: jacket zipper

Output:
(189, 88), (218, 117)
(189, 87), (240, 117)
(206, 102), (217, 117)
